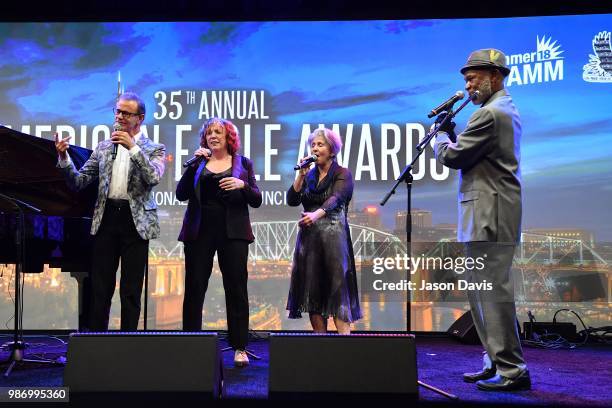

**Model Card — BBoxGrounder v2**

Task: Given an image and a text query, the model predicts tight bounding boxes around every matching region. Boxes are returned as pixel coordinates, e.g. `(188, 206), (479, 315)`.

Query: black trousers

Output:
(89, 199), (149, 331)
(182, 216), (250, 349)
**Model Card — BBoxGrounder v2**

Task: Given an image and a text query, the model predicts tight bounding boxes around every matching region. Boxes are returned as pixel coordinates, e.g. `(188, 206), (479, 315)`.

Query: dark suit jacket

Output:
(434, 89), (522, 243)
(176, 154), (262, 242)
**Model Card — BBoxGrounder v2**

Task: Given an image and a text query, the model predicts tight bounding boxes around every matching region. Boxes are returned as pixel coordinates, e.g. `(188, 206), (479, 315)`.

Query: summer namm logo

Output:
(583, 31), (612, 83)
(506, 35), (564, 86)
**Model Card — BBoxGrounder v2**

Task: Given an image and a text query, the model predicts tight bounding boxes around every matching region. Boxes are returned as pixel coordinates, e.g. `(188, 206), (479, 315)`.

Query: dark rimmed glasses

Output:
(113, 108), (142, 118)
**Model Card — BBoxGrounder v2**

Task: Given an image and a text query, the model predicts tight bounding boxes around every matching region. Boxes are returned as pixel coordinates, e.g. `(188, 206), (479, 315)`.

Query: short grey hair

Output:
(307, 128), (342, 157)
(119, 92), (146, 115)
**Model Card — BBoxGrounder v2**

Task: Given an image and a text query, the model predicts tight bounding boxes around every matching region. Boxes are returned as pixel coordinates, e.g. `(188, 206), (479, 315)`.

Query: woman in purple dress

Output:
(286, 128), (362, 334)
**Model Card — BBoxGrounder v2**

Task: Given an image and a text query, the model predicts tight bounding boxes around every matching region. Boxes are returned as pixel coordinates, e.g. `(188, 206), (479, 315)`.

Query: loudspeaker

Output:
(269, 333), (418, 399)
(448, 312), (521, 344)
(64, 332), (222, 399)
(447, 311), (480, 344)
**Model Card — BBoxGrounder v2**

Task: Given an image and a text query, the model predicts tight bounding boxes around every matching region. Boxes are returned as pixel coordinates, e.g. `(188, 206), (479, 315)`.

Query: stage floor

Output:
(0, 334), (610, 407)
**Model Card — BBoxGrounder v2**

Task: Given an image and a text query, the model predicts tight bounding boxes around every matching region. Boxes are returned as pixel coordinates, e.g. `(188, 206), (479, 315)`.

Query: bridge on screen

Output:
(151, 223), (608, 266)
(147, 223), (610, 303)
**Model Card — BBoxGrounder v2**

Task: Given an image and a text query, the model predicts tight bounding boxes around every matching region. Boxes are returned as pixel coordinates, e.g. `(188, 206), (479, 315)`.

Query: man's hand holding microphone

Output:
(432, 111), (457, 143)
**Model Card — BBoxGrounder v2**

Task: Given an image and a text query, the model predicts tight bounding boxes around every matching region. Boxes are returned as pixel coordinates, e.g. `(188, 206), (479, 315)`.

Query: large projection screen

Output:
(0, 15), (610, 331)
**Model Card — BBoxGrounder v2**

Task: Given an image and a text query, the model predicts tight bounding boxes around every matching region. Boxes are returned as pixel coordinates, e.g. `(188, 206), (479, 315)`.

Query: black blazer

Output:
(176, 154), (262, 242)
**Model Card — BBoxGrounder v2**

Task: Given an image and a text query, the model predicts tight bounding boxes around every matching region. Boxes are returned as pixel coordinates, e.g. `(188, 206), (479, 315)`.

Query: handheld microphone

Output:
(183, 148), (212, 168)
(294, 154), (318, 170)
(111, 122), (122, 160)
(427, 91), (465, 118)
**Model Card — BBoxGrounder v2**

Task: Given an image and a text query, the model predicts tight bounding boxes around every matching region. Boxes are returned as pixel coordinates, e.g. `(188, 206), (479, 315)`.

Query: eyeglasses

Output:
(113, 108), (141, 118)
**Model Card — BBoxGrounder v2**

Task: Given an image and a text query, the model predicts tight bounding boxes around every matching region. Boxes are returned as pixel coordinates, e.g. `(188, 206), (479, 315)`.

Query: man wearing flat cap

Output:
(434, 48), (530, 391)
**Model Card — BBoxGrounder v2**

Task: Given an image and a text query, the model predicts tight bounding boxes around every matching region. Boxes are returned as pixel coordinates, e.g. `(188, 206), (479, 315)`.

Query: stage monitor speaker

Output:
(269, 333), (417, 399)
(448, 311), (521, 344)
(64, 332), (222, 399)
(447, 311), (480, 344)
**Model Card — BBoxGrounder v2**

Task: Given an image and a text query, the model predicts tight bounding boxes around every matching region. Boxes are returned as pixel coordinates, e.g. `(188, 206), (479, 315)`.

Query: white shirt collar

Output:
(132, 130), (144, 143)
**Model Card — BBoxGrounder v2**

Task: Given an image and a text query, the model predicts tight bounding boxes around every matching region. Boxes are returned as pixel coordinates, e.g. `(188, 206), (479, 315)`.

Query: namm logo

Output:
(583, 31), (612, 83)
(506, 36), (564, 86)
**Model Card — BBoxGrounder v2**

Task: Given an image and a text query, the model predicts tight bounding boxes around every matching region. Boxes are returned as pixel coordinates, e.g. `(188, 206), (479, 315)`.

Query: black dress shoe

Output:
(463, 367), (496, 383)
(476, 370), (531, 391)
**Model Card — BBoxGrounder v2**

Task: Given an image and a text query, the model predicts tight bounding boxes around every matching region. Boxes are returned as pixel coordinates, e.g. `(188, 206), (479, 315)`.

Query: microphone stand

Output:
(0, 193), (63, 377)
(144, 257), (149, 330)
(380, 96), (474, 400)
